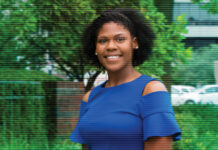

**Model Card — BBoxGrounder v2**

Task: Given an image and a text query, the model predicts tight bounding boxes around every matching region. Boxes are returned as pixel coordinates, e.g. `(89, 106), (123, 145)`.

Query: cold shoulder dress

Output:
(70, 74), (181, 150)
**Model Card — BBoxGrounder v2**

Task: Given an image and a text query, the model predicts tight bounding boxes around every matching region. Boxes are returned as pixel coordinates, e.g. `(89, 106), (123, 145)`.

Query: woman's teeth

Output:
(107, 56), (119, 59)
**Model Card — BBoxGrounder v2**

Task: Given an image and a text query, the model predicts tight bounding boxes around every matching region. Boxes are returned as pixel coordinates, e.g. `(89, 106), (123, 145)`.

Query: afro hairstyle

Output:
(82, 8), (155, 67)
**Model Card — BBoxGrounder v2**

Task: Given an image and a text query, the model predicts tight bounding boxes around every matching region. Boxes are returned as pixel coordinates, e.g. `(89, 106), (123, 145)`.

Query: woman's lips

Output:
(104, 55), (121, 61)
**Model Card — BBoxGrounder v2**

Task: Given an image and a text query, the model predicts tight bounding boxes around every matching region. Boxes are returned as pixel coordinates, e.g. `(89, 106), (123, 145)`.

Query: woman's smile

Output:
(104, 54), (122, 61)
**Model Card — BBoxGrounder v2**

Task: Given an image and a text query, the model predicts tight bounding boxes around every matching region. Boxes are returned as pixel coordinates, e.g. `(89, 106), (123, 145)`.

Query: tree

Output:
(1, 0), (191, 91)
(172, 44), (218, 86)
(154, 0), (174, 23)
(191, 0), (218, 14)
(38, 0), (191, 90)
(172, 0), (218, 86)
(24, 0), (97, 81)
(0, 0), (38, 69)
(137, 1), (192, 89)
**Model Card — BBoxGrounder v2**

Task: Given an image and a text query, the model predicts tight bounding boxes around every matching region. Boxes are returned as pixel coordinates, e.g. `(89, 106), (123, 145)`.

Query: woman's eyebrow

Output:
(98, 33), (125, 38)
(114, 33), (125, 37)
(97, 36), (107, 39)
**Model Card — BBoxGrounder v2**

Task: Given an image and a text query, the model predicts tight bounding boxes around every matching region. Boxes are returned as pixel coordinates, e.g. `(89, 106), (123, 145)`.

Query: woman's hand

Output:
(144, 136), (173, 150)
(82, 144), (89, 150)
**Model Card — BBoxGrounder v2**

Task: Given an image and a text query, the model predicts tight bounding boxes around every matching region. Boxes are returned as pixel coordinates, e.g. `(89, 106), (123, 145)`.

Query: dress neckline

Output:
(100, 74), (144, 89)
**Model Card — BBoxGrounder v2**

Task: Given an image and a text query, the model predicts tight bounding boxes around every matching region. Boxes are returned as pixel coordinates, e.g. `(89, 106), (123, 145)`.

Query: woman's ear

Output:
(132, 37), (138, 50)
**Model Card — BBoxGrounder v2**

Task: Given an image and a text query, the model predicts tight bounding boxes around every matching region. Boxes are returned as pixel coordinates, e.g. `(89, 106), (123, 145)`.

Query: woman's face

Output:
(96, 22), (138, 73)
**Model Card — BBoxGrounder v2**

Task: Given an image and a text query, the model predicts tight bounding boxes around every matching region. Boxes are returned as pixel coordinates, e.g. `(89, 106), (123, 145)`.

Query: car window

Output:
(182, 88), (189, 93)
(171, 87), (180, 94)
(190, 88), (195, 92)
(206, 87), (217, 93)
(214, 87), (218, 92)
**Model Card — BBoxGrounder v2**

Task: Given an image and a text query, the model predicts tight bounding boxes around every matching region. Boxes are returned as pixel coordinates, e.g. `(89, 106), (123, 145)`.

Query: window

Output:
(214, 87), (218, 92)
(171, 87), (180, 94)
(173, 3), (218, 25)
(205, 87), (218, 93)
(182, 88), (189, 93)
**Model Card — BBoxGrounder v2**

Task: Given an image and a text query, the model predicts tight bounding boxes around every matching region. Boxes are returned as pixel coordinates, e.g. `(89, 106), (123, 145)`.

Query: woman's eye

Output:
(116, 37), (125, 42)
(98, 39), (107, 43)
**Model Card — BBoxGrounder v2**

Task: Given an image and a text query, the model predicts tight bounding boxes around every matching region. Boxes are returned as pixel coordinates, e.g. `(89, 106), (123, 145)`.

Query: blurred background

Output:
(0, 0), (218, 149)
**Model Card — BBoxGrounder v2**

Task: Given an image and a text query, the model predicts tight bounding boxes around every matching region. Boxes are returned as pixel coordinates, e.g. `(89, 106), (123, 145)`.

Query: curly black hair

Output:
(82, 8), (155, 67)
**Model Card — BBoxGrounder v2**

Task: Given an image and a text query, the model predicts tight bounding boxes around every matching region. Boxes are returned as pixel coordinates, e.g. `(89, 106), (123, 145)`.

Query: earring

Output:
(95, 52), (98, 55)
(135, 46), (139, 49)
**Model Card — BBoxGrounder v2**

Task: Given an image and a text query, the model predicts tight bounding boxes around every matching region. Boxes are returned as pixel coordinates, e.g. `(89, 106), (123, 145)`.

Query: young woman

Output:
(70, 8), (181, 150)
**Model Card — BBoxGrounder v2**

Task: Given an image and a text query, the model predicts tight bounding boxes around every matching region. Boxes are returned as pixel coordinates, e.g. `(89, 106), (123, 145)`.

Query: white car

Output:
(181, 85), (218, 105)
(171, 85), (196, 106)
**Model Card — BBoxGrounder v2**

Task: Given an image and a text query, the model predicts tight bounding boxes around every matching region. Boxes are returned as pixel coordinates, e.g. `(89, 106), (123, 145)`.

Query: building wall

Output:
(173, 2), (218, 25)
(173, 0), (218, 49)
(55, 81), (84, 138)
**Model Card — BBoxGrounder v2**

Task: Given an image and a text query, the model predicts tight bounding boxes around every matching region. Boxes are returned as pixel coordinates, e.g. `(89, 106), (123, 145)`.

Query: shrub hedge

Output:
(173, 104), (218, 150)
(0, 69), (62, 149)
(0, 69), (61, 81)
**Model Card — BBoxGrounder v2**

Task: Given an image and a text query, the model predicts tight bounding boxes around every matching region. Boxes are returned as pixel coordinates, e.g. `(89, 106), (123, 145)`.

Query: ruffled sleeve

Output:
(139, 91), (181, 141)
(69, 100), (88, 144)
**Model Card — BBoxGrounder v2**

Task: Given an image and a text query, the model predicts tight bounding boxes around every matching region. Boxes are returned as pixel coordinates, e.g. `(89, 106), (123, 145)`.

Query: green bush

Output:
(0, 69), (61, 149)
(0, 69), (61, 81)
(172, 44), (218, 86)
(173, 104), (218, 150)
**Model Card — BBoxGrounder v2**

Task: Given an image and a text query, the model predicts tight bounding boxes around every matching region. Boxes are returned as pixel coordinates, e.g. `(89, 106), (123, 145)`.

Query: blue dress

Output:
(70, 75), (181, 150)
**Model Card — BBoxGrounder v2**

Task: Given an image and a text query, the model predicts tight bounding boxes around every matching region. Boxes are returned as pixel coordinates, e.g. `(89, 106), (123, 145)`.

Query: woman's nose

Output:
(106, 40), (117, 50)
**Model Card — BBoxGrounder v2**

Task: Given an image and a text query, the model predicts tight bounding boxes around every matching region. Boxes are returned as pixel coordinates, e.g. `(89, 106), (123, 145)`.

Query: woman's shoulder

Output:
(82, 90), (91, 103)
(142, 80), (168, 96)
(81, 81), (106, 103)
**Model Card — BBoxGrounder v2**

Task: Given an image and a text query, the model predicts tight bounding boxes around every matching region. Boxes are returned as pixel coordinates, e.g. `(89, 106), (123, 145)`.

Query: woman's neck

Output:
(106, 68), (141, 87)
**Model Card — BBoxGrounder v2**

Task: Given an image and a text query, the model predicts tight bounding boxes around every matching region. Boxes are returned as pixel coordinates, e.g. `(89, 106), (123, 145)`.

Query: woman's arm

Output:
(82, 144), (89, 150)
(144, 136), (173, 150)
(142, 80), (173, 150)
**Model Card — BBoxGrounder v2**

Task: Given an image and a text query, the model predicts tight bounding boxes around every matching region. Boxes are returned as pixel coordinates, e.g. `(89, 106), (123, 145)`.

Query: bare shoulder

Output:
(142, 80), (168, 96)
(82, 90), (92, 103)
